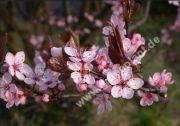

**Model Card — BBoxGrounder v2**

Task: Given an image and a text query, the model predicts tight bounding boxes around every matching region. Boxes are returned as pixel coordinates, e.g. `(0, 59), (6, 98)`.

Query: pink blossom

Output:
(122, 37), (146, 65)
(58, 83), (65, 91)
(138, 90), (159, 106)
(24, 63), (45, 85)
(169, 0), (180, 6)
(48, 15), (57, 26)
(93, 93), (112, 115)
(84, 12), (94, 22)
(148, 70), (174, 93)
(103, 14), (126, 39)
(0, 76), (26, 109)
(5, 51), (27, 80)
(57, 18), (66, 27)
(67, 61), (95, 85)
(30, 35), (44, 47)
(83, 28), (91, 34)
(95, 19), (103, 28)
(161, 29), (173, 45)
(38, 69), (60, 90)
(64, 47), (96, 63)
(107, 66), (144, 99)
(0, 72), (12, 100)
(96, 79), (106, 89)
(67, 15), (78, 23)
(131, 33), (145, 47)
(76, 83), (88, 92)
(42, 94), (50, 103)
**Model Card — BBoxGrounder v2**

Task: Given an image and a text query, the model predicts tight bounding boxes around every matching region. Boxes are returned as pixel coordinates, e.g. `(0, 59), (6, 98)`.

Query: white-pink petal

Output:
(71, 72), (82, 84)
(127, 78), (144, 89)
(121, 87), (134, 99)
(84, 74), (95, 85)
(107, 71), (120, 85)
(15, 71), (25, 80)
(67, 61), (82, 71)
(64, 47), (78, 57)
(111, 86), (122, 98)
(15, 51), (25, 64)
(5, 52), (15, 65)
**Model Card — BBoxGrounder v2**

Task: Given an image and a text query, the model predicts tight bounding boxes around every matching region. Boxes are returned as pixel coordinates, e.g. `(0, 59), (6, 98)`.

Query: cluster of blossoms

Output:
(0, 0), (174, 115)
(30, 12), (103, 48)
(161, 1), (180, 45)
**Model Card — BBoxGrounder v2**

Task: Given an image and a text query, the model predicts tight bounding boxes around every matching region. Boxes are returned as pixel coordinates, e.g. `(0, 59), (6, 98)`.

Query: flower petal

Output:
(111, 85), (122, 98)
(83, 51), (96, 62)
(3, 72), (12, 83)
(67, 61), (82, 71)
(5, 52), (15, 65)
(127, 78), (144, 89)
(107, 71), (120, 85)
(64, 47), (78, 57)
(35, 63), (45, 76)
(71, 72), (82, 84)
(121, 87), (134, 99)
(84, 74), (95, 85)
(15, 71), (25, 80)
(97, 104), (105, 115)
(24, 78), (35, 85)
(120, 66), (132, 81)
(15, 51), (25, 64)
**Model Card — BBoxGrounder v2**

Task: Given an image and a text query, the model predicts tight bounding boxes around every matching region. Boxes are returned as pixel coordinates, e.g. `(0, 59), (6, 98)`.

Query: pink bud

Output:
(98, 65), (105, 72)
(58, 83), (65, 91)
(76, 84), (87, 92)
(42, 94), (49, 103)
(96, 79), (106, 89)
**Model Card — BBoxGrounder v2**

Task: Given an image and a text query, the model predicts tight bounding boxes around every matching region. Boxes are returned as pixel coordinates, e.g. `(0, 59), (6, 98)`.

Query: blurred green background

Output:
(0, 0), (180, 126)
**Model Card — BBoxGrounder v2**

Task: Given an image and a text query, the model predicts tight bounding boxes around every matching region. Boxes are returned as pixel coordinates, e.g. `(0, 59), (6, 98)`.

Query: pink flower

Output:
(138, 90), (159, 106)
(48, 15), (57, 26)
(67, 15), (78, 23)
(131, 33), (145, 47)
(107, 66), (144, 99)
(64, 47), (96, 63)
(58, 83), (65, 91)
(83, 28), (91, 34)
(148, 70), (174, 93)
(95, 19), (103, 28)
(67, 61), (95, 85)
(161, 29), (172, 45)
(0, 72), (12, 100)
(169, 0), (179, 6)
(0, 77), (26, 109)
(5, 51), (27, 80)
(122, 37), (146, 65)
(93, 93), (112, 115)
(42, 94), (50, 103)
(38, 69), (60, 90)
(103, 14), (126, 39)
(24, 63), (45, 85)
(76, 83), (88, 92)
(161, 69), (174, 85)
(33, 51), (44, 64)
(96, 79), (106, 89)
(84, 12), (94, 22)
(57, 18), (66, 27)
(30, 35), (44, 47)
